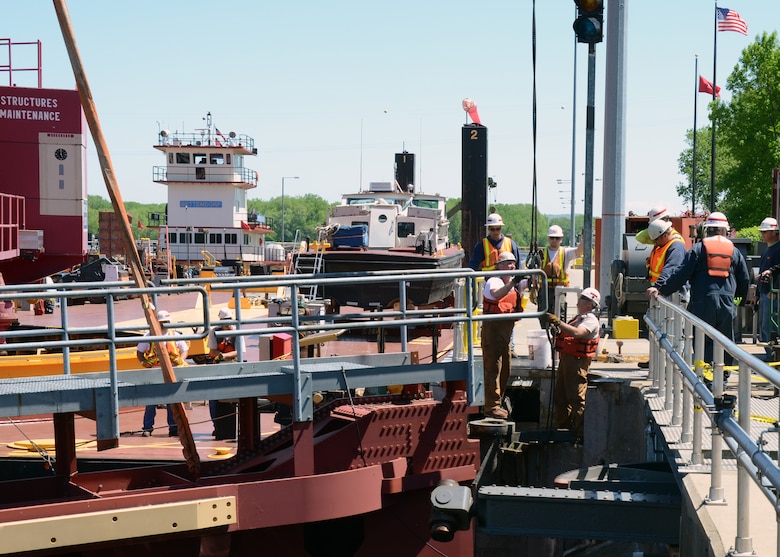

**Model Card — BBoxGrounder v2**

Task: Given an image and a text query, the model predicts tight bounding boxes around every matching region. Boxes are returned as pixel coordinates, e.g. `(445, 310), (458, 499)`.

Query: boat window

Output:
(347, 198), (376, 205)
(194, 231), (205, 243)
(176, 153), (190, 164)
(168, 232), (177, 244)
(412, 199), (439, 209)
(378, 214), (388, 223)
(210, 153), (225, 165)
(226, 154), (232, 165)
(351, 221), (369, 227)
(209, 233), (222, 243)
(398, 222), (415, 238)
(178, 232), (189, 243)
(196, 167), (206, 180)
(168, 153), (174, 164)
(225, 233), (237, 244)
(194, 154), (207, 165)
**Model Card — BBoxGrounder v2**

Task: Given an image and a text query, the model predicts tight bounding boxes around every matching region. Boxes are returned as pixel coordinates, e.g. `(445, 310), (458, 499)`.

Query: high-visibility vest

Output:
(481, 237), (513, 271)
(542, 248), (569, 287)
(143, 333), (184, 366)
(702, 236), (734, 278)
(648, 237), (685, 284)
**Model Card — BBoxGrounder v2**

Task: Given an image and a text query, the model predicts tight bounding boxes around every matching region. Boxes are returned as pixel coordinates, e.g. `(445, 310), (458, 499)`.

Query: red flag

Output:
(717, 7), (748, 35)
(137, 219), (146, 230)
(462, 98), (482, 125)
(241, 221), (251, 230)
(698, 75), (721, 98)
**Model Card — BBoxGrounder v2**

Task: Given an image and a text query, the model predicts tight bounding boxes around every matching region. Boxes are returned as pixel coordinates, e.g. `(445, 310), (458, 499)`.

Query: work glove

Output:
(142, 360), (153, 368)
(545, 313), (559, 324)
(172, 356), (184, 366)
(512, 275), (522, 286)
(214, 352), (225, 363)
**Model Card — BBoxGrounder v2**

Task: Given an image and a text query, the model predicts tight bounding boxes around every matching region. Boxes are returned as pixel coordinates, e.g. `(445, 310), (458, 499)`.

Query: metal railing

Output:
(0, 268), (548, 439)
(646, 295), (780, 556)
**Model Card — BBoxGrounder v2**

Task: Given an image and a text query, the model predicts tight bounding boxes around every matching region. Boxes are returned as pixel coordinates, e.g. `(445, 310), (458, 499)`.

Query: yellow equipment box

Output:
(612, 317), (639, 339)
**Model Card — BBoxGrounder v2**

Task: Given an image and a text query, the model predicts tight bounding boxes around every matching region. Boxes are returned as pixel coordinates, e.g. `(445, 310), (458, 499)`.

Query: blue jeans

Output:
(143, 404), (176, 433)
(760, 291), (779, 357)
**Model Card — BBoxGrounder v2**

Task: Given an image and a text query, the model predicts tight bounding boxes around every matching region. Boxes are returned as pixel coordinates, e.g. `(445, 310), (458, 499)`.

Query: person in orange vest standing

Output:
(467, 213), (521, 271)
(481, 251), (527, 419)
(541, 224), (584, 317)
(648, 212), (750, 382)
(545, 287), (601, 443)
(645, 219), (686, 289)
(137, 309), (189, 437)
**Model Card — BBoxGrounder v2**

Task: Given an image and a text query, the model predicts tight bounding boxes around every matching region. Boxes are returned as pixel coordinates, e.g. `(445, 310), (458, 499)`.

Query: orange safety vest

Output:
(702, 236), (734, 278)
(483, 289), (519, 315)
(542, 248), (569, 287)
(554, 316), (599, 358)
(647, 237), (685, 284)
(481, 237), (513, 271)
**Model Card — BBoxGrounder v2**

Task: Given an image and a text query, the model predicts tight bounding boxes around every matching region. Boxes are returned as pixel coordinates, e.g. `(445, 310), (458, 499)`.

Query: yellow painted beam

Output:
(0, 496), (236, 554)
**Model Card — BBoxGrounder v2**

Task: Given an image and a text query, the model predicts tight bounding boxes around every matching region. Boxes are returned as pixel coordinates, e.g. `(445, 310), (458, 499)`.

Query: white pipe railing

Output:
(646, 295), (780, 556)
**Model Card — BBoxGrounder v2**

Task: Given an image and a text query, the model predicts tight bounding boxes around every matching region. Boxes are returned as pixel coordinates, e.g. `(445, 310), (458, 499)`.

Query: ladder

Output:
(292, 227), (328, 301)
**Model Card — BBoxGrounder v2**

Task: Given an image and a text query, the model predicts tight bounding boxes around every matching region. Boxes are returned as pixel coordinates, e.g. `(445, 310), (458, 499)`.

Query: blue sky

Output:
(5, 1), (773, 218)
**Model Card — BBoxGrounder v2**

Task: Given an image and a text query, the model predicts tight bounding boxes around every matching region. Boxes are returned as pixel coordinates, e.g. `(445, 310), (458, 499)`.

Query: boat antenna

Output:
(526, 0), (542, 272)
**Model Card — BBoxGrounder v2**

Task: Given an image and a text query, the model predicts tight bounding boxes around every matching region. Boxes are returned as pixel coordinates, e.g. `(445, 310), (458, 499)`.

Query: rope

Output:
(526, 0), (542, 273)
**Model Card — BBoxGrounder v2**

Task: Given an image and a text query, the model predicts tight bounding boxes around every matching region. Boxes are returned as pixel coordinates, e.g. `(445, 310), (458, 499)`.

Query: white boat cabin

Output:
(327, 182), (452, 253)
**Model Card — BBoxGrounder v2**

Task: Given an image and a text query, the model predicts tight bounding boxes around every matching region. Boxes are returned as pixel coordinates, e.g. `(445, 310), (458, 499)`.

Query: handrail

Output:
(645, 295), (780, 556)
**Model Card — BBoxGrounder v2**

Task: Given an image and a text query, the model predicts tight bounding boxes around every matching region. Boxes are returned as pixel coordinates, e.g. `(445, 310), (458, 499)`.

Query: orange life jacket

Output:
(702, 236), (734, 278)
(554, 316), (599, 358)
(542, 248), (569, 287)
(218, 337), (236, 353)
(481, 237), (513, 271)
(648, 236), (685, 284)
(483, 288), (519, 315)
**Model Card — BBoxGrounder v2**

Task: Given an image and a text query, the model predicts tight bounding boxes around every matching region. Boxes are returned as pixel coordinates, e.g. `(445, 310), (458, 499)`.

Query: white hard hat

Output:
(759, 217), (779, 232)
(157, 309), (171, 322)
(218, 308), (234, 320)
(547, 225), (564, 238)
(648, 206), (669, 223)
(647, 219), (672, 241)
(706, 211), (730, 230)
(497, 251), (516, 263)
(485, 213), (504, 227)
(580, 287), (601, 308)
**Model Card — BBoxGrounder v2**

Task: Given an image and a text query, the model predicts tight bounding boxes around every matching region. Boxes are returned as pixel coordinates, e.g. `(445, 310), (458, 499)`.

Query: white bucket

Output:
(527, 329), (552, 369)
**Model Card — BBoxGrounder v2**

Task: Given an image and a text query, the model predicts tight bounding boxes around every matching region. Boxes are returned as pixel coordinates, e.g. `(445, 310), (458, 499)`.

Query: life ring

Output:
(258, 237), (264, 246)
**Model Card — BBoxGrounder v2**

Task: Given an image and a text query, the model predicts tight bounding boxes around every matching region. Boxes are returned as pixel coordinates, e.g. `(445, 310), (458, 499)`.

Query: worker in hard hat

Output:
(645, 219), (686, 289)
(541, 224), (584, 316)
(545, 287), (601, 442)
(754, 217), (780, 360)
(467, 213), (521, 271)
(481, 251), (527, 419)
(648, 212), (750, 382)
(636, 205), (685, 245)
(136, 310), (189, 437)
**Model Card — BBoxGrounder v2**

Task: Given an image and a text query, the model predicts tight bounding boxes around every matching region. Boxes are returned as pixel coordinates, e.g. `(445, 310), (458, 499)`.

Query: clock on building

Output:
(54, 148), (68, 161)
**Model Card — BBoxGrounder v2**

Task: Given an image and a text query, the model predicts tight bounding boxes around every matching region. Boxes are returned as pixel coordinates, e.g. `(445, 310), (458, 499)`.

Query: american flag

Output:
(215, 127), (227, 146)
(717, 7), (748, 35)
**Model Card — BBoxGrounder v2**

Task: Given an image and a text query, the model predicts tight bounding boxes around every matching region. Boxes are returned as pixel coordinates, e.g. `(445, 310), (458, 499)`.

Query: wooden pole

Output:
(52, 0), (200, 476)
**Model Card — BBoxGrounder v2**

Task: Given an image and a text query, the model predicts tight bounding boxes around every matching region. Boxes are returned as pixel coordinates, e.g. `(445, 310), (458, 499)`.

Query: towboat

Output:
(293, 151), (464, 309)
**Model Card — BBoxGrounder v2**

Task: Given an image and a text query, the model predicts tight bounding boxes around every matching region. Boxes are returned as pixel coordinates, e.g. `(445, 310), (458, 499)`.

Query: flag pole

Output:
(692, 55), (699, 214)
(710, 1), (718, 211)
